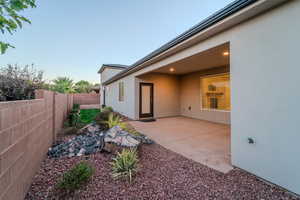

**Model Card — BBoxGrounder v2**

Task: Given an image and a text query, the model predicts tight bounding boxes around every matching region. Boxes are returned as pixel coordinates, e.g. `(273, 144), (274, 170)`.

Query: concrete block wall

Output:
(54, 93), (69, 141)
(0, 90), (72, 200)
(73, 93), (100, 105)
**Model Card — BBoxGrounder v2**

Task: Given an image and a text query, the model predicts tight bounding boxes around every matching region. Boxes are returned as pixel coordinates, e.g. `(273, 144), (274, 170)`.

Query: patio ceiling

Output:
(152, 43), (229, 75)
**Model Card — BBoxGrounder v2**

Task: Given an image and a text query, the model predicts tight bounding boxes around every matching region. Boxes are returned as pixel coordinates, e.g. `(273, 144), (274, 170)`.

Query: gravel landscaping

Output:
(26, 138), (299, 200)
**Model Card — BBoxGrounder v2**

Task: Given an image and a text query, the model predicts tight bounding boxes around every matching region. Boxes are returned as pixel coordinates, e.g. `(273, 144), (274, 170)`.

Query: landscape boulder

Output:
(48, 124), (153, 158)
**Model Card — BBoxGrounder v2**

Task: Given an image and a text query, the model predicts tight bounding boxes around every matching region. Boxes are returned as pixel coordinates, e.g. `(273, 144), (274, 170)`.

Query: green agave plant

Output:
(111, 148), (138, 183)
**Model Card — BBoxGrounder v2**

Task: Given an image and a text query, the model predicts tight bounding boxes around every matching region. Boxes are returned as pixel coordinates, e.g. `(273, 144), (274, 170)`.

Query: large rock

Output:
(48, 124), (152, 158)
(48, 123), (105, 158)
(105, 126), (140, 147)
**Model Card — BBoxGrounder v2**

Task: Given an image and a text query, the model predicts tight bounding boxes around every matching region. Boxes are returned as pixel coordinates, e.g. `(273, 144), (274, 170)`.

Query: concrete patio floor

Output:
(130, 116), (232, 173)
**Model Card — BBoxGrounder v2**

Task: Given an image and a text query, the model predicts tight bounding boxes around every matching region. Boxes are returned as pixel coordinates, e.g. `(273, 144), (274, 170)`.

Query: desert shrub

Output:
(103, 106), (113, 113)
(69, 109), (80, 127)
(95, 110), (112, 130)
(111, 148), (138, 183)
(105, 113), (127, 129)
(57, 162), (94, 191)
(73, 104), (80, 110)
(0, 64), (44, 101)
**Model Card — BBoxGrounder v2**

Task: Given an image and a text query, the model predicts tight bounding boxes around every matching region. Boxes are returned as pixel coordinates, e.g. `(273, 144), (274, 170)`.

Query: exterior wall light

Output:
(248, 137), (255, 144)
(223, 51), (229, 56)
(169, 68), (175, 72)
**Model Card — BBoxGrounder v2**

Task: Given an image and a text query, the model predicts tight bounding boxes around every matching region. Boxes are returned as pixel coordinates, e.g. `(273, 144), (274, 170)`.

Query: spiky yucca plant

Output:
(111, 148), (138, 183)
(105, 113), (127, 129)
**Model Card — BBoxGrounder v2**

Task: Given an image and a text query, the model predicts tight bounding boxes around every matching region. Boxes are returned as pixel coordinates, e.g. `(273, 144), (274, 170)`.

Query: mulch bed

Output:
(26, 141), (299, 200)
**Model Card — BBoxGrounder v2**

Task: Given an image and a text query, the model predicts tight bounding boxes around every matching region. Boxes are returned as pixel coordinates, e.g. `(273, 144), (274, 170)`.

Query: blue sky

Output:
(0, 0), (233, 83)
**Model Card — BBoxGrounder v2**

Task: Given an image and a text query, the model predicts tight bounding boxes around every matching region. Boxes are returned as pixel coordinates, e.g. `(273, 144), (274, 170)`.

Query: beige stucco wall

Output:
(100, 67), (126, 107)
(230, 1), (300, 195)
(180, 67), (230, 124)
(137, 73), (180, 118)
(104, 75), (136, 119)
(101, 68), (124, 83)
(103, 1), (300, 194)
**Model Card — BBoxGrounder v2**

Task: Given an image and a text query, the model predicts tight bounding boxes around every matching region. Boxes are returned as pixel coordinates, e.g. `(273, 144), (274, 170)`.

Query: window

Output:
(119, 82), (124, 101)
(200, 74), (230, 111)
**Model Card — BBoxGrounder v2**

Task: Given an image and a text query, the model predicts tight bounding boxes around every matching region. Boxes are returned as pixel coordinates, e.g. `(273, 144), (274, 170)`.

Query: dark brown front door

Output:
(139, 83), (153, 118)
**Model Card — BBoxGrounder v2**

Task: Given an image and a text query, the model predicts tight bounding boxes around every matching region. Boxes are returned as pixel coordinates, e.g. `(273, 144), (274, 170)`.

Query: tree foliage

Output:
(0, 64), (44, 101)
(50, 78), (96, 94)
(74, 80), (92, 93)
(0, 0), (36, 54)
(51, 77), (75, 94)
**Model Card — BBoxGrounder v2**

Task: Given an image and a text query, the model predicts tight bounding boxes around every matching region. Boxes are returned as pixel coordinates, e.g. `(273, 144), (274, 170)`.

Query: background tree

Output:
(74, 80), (92, 93)
(52, 77), (75, 94)
(0, 0), (36, 54)
(0, 64), (44, 101)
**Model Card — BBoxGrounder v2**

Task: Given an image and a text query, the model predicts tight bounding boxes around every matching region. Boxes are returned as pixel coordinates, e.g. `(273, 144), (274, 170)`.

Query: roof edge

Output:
(102, 0), (258, 85)
(103, 0), (288, 85)
(98, 64), (128, 74)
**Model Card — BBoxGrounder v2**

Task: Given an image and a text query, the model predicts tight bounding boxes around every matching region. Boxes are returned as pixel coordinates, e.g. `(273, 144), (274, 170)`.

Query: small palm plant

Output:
(111, 148), (138, 183)
(105, 113), (127, 129)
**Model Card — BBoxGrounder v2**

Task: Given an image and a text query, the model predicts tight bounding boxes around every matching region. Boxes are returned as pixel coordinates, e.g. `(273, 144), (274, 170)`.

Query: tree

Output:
(0, 0), (36, 54)
(52, 77), (75, 94)
(74, 80), (92, 93)
(0, 64), (44, 101)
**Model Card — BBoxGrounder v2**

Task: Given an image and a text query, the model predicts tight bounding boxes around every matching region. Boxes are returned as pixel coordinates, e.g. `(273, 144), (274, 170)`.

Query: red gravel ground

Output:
(26, 143), (299, 200)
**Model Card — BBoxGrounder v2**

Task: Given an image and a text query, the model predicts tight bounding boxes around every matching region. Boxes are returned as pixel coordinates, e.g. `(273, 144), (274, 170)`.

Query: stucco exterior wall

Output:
(100, 67), (126, 107)
(180, 67), (230, 124)
(230, 1), (300, 194)
(103, 1), (300, 194)
(104, 75), (136, 119)
(101, 68), (124, 83)
(137, 73), (180, 118)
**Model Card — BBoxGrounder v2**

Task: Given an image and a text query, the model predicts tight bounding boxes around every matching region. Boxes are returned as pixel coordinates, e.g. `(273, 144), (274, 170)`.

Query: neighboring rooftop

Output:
(98, 64), (129, 73)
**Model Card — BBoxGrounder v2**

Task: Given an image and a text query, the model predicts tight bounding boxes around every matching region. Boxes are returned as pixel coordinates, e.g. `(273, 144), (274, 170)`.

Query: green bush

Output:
(73, 104), (80, 110)
(95, 110), (111, 129)
(111, 148), (138, 183)
(69, 109), (80, 127)
(57, 162), (94, 191)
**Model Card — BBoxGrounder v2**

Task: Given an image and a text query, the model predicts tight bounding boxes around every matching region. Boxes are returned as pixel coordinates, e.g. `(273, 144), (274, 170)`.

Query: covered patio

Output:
(130, 116), (232, 173)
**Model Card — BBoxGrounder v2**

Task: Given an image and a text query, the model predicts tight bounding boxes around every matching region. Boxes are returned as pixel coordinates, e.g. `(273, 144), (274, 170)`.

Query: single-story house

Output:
(98, 0), (300, 195)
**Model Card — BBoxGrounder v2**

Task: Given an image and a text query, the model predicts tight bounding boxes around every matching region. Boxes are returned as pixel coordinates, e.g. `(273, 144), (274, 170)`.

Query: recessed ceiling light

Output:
(169, 68), (175, 72)
(223, 51), (229, 56)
